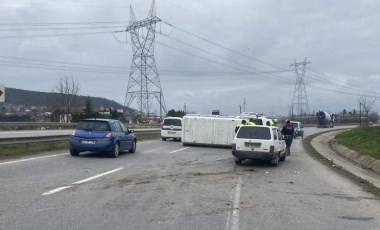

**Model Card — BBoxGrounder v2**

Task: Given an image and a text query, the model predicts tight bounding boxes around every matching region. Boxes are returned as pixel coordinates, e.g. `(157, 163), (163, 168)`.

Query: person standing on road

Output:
(235, 120), (247, 133)
(281, 119), (295, 156)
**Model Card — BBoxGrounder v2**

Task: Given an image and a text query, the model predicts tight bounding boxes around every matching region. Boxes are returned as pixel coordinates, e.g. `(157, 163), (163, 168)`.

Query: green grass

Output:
(335, 126), (380, 160)
(0, 140), (69, 159)
(0, 131), (161, 160)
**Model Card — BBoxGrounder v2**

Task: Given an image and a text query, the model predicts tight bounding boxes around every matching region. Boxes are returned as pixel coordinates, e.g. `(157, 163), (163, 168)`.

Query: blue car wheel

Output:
(70, 149), (79, 156)
(129, 140), (136, 153)
(110, 142), (120, 158)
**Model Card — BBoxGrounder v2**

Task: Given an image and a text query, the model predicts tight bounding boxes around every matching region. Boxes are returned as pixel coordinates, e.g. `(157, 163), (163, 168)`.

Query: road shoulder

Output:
(309, 130), (380, 192)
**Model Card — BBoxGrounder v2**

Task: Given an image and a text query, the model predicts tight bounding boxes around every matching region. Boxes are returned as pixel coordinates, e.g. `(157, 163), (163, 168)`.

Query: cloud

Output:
(0, 0), (379, 116)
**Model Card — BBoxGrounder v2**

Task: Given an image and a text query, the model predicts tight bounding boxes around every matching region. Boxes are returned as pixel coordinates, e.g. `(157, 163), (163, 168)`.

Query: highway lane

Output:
(1, 126), (380, 230)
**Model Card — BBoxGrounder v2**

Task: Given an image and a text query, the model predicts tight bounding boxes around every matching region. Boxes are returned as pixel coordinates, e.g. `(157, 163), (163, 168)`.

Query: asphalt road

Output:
(1, 127), (380, 230)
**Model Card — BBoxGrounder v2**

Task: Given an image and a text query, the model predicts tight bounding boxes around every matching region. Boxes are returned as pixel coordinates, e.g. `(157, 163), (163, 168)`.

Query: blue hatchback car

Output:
(69, 118), (136, 158)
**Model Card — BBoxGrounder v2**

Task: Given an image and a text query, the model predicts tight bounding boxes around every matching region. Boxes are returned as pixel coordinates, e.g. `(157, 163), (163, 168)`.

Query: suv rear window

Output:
(163, 119), (182, 126)
(77, 121), (110, 131)
(236, 126), (271, 140)
(291, 122), (300, 128)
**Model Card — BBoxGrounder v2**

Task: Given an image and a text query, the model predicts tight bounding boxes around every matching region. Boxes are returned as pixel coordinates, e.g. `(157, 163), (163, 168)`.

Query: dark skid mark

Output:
(326, 194), (379, 201)
(188, 170), (235, 177)
(242, 168), (255, 172)
(339, 216), (374, 221)
(317, 193), (361, 202)
(103, 170), (237, 189)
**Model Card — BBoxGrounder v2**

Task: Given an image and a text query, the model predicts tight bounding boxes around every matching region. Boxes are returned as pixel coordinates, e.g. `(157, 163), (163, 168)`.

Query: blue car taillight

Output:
(104, 132), (113, 138)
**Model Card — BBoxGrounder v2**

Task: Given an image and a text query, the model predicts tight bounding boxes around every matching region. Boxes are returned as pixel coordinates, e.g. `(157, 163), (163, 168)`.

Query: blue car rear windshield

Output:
(237, 126), (271, 140)
(77, 121), (110, 131)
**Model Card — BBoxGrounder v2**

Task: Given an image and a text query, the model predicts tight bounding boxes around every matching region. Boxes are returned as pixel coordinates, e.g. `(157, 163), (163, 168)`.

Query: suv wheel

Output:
(235, 158), (243, 165)
(280, 152), (286, 161)
(162, 137), (167, 141)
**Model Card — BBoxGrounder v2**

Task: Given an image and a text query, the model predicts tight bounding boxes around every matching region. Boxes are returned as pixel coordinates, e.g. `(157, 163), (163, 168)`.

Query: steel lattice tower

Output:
(124, 0), (167, 119)
(290, 58), (311, 116)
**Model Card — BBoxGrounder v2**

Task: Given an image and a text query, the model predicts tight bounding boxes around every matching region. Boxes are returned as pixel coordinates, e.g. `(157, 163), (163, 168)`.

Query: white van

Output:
(161, 117), (182, 141)
(232, 125), (286, 166)
(290, 121), (304, 139)
(181, 115), (242, 147)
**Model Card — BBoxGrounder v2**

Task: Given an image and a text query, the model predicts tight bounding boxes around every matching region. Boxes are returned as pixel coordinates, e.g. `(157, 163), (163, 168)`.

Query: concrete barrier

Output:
(331, 136), (380, 175)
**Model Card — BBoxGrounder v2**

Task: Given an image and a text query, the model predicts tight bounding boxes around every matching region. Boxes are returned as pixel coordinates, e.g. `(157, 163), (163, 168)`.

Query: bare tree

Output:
(52, 72), (80, 123)
(359, 95), (376, 126)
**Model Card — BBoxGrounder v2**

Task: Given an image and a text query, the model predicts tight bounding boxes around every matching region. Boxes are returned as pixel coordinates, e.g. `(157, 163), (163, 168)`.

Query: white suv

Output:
(161, 117), (182, 141)
(232, 125), (286, 166)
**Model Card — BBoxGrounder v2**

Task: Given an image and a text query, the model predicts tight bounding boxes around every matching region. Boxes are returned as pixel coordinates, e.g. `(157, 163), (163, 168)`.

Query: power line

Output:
(0, 30), (118, 39)
(155, 34), (294, 84)
(0, 21), (129, 26)
(0, 25), (126, 32)
(307, 69), (380, 96)
(161, 21), (289, 71)
(0, 55), (290, 77)
(2, 18), (377, 100)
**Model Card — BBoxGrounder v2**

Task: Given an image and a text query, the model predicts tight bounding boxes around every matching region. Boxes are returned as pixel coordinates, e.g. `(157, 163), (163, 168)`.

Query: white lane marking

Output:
(71, 167), (124, 185)
(42, 167), (124, 196)
(170, 147), (190, 153)
(42, 186), (73, 196)
(0, 153), (67, 166)
(226, 175), (242, 230)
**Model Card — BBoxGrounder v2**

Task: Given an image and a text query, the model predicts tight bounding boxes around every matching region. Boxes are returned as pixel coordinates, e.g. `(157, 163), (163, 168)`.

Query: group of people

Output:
(235, 118), (295, 156)
(234, 118), (256, 133)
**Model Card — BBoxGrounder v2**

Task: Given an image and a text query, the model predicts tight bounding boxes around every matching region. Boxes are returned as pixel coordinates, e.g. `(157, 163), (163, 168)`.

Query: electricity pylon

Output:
(290, 58), (311, 116)
(124, 0), (167, 119)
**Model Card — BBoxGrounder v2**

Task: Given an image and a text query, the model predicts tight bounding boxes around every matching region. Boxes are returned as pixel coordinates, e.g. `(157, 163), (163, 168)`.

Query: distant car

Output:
(161, 117), (182, 141)
(232, 125), (286, 166)
(69, 118), (136, 158)
(290, 121), (304, 139)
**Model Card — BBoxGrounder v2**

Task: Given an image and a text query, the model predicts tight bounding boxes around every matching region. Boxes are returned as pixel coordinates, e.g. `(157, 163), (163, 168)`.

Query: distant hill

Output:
(4, 87), (134, 112)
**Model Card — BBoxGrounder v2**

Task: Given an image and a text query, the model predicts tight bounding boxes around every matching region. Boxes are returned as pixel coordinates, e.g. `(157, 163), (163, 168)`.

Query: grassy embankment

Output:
(335, 126), (380, 160)
(0, 131), (160, 160)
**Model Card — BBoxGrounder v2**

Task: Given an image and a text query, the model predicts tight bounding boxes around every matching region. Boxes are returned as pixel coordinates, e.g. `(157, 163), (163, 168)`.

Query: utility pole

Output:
(290, 58), (311, 116)
(123, 0), (167, 121)
(243, 98), (246, 113)
(359, 102), (362, 127)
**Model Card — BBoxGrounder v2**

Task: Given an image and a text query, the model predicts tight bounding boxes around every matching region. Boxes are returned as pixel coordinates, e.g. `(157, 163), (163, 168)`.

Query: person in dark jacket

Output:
(281, 119), (295, 156)
(235, 120), (247, 133)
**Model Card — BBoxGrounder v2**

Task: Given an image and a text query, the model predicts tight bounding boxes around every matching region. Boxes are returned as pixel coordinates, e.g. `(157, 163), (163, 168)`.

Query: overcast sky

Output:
(1, 0), (379, 116)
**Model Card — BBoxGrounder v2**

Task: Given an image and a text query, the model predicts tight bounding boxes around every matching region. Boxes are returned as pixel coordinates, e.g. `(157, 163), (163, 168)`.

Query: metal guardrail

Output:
(0, 135), (70, 145)
(0, 122), (161, 131)
(0, 129), (160, 145)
